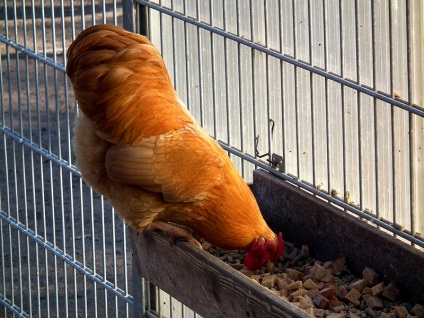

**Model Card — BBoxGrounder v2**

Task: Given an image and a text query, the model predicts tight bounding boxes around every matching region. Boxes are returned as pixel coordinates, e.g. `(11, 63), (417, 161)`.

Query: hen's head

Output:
(243, 232), (284, 271)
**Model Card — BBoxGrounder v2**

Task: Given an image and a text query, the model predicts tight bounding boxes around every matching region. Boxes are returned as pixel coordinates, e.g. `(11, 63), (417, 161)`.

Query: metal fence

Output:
(136, 0), (424, 245)
(0, 1), (137, 317)
(1, 0), (423, 317)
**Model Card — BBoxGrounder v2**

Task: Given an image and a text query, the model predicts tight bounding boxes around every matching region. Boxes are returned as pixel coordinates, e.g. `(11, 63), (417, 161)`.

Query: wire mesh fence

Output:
(1, 0), (423, 317)
(0, 1), (136, 317)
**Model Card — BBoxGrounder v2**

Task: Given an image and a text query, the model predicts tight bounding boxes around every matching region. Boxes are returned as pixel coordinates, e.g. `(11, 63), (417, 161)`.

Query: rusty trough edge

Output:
(252, 169), (424, 304)
(130, 228), (310, 318)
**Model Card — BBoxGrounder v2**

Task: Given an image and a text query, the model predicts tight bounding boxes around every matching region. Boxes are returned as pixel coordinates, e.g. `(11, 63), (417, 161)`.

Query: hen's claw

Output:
(148, 221), (203, 249)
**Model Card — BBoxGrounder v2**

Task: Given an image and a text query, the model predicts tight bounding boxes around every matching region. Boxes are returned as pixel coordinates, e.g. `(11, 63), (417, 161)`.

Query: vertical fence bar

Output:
(371, 0), (380, 223)
(30, 1), (41, 315)
(92, 0), (96, 25)
(101, 196), (108, 316)
(112, 208), (118, 317)
(405, 0), (414, 242)
(5, 2), (16, 312)
(123, 225), (129, 317)
(388, 0), (397, 235)
(408, 0), (424, 242)
(49, 1), (60, 315)
(354, 0), (362, 211)
(22, 1), (33, 314)
(0, 43), (7, 318)
(12, 0), (25, 314)
(90, 188), (98, 318)
(80, 181), (88, 317)
(307, 0), (316, 190)
(40, 1), (51, 315)
(339, 0), (346, 209)
(132, 254), (143, 318)
(60, 1), (70, 316)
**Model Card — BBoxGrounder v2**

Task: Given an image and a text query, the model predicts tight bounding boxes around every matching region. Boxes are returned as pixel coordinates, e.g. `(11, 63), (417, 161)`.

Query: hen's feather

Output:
(67, 25), (192, 144)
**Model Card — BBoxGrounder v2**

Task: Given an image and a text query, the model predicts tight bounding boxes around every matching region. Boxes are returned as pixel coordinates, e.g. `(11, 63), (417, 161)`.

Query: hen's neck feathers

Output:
(182, 169), (276, 250)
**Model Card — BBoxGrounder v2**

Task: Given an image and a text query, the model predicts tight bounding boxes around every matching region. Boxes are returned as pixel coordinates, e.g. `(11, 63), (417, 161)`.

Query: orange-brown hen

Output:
(67, 24), (284, 270)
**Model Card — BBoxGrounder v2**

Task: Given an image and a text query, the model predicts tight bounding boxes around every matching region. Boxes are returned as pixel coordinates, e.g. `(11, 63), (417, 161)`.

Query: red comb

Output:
(277, 232), (284, 257)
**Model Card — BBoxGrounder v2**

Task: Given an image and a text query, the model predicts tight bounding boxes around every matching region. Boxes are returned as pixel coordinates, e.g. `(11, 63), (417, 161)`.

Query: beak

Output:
(266, 261), (274, 272)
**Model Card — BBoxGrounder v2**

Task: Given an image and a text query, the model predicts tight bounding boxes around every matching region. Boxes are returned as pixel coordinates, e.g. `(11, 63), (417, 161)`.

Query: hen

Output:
(67, 24), (284, 271)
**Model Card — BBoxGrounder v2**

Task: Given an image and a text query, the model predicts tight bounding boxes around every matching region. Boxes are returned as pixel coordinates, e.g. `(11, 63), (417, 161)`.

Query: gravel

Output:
(204, 240), (424, 318)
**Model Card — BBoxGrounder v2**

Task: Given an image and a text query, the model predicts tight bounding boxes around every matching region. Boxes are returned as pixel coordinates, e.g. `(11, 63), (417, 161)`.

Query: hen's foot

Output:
(148, 221), (202, 249)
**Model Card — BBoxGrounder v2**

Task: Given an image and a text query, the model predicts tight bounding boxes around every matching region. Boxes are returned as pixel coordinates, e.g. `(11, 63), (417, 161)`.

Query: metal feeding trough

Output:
(130, 169), (424, 318)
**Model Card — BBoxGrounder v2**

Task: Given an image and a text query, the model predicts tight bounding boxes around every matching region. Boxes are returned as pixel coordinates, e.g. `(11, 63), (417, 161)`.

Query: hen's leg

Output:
(147, 221), (202, 249)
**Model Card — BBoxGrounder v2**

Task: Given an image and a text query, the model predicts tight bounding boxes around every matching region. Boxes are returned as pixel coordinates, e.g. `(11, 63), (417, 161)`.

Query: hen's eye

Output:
(267, 247), (273, 252)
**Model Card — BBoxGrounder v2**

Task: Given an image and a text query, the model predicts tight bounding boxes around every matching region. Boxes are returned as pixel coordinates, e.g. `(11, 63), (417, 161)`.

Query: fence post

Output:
(132, 254), (143, 318)
(123, 0), (134, 32)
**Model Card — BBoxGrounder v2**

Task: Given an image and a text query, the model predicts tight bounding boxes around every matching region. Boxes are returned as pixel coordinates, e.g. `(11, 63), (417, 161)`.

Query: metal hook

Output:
(269, 119), (275, 136)
(255, 119), (276, 159)
(255, 134), (269, 158)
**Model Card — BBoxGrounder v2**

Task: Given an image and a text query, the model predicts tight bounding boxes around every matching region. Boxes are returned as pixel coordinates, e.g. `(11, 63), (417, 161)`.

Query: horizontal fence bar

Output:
(136, 0), (424, 118)
(0, 35), (66, 73)
(145, 311), (160, 318)
(0, 126), (81, 177)
(0, 211), (134, 305)
(218, 141), (424, 248)
(0, 294), (30, 318)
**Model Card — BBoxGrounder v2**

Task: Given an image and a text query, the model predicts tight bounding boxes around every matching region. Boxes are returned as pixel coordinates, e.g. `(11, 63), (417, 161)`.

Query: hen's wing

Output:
(104, 123), (227, 203)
